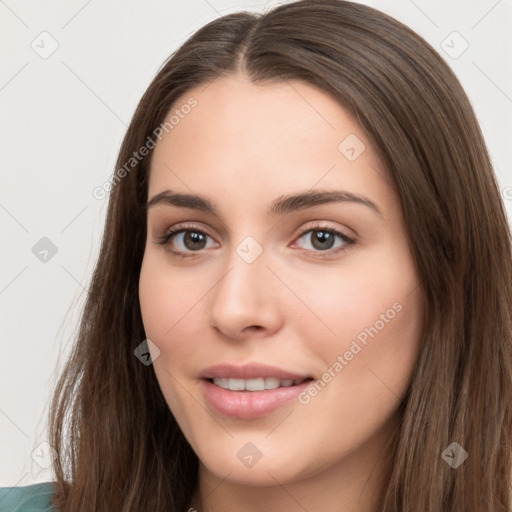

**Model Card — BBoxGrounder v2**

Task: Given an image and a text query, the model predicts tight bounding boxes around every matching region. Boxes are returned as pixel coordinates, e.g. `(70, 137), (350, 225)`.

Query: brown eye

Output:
(180, 231), (208, 251)
(155, 224), (218, 256)
(166, 229), (215, 252)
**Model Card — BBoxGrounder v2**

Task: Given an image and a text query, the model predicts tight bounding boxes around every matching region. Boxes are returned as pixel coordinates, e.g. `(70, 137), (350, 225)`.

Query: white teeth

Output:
(264, 377), (281, 389)
(214, 378), (229, 389)
(212, 377), (303, 391)
(229, 378), (245, 391)
(245, 378), (265, 391)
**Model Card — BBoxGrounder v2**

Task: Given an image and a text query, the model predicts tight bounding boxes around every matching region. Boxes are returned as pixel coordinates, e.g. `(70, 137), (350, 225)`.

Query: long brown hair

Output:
(48, 1), (512, 510)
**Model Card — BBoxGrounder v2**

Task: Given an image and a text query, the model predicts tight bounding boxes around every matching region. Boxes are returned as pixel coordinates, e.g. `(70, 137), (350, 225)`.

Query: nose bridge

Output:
(208, 233), (282, 337)
(215, 236), (268, 310)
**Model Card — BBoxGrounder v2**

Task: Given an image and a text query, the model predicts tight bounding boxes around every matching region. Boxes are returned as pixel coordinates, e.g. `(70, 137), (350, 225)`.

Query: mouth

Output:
(199, 364), (315, 419)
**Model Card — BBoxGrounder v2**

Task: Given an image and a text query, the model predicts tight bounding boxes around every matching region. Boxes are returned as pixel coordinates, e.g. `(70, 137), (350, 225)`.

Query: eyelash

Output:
(154, 221), (356, 259)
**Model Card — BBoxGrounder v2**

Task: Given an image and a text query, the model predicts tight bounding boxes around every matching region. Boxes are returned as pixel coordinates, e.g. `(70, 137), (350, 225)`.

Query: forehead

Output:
(147, 74), (392, 213)
(152, 73), (361, 161)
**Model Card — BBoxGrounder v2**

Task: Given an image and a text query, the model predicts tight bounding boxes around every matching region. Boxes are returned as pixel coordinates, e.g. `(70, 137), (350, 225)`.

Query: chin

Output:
(192, 434), (319, 488)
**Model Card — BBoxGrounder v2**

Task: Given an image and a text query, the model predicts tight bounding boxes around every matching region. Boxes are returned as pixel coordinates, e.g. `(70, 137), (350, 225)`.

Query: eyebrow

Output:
(146, 189), (382, 217)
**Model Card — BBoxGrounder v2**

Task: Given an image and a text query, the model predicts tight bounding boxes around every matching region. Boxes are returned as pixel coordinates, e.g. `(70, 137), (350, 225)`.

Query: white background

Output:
(1, 0), (511, 486)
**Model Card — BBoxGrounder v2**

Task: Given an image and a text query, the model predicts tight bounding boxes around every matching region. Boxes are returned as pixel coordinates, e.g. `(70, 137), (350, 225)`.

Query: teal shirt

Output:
(0, 482), (55, 512)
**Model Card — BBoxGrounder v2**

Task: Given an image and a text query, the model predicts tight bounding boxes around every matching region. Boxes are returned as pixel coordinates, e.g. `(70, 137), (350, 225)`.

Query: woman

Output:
(1, 0), (510, 510)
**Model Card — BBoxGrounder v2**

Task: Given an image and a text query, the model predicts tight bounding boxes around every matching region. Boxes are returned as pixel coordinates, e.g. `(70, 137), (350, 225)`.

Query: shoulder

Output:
(0, 482), (56, 512)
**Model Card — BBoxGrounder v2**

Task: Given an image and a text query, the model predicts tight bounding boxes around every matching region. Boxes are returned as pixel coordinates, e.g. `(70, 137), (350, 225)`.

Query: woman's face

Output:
(139, 74), (424, 493)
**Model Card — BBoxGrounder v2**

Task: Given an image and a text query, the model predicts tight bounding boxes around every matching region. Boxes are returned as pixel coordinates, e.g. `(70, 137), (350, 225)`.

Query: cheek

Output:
(138, 250), (219, 415)
(139, 252), (205, 346)
(138, 253), (203, 420)
(298, 254), (418, 342)
(296, 244), (423, 388)
(288, 262), (422, 459)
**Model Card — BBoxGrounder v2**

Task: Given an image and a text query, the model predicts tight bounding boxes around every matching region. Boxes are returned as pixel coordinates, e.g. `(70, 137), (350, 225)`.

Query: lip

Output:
(199, 363), (313, 419)
(200, 363), (310, 381)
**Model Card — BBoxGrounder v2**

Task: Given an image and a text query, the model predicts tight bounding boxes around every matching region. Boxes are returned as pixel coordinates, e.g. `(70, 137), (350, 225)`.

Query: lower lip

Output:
(201, 379), (311, 419)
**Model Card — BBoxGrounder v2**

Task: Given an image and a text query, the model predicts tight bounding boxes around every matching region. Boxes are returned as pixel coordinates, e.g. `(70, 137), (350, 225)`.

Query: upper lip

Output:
(200, 363), (311, 380)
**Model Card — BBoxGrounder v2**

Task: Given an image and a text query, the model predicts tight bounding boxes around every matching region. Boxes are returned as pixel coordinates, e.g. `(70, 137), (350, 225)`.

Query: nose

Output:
(208, 247), (284, 341)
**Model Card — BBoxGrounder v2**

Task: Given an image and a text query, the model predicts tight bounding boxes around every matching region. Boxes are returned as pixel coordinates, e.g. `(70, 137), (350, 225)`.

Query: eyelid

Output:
(291, 220), (355, 243)
(154, 221), (218, 246)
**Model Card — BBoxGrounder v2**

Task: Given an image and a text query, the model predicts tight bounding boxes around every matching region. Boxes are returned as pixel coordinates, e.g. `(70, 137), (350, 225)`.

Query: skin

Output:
(138, 73), (424, 512)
